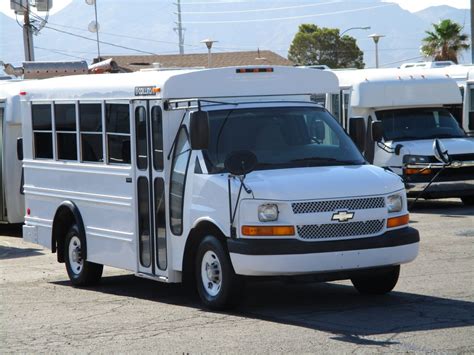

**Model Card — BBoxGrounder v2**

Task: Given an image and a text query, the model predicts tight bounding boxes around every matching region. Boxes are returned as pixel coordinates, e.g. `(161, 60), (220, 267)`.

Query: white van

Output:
(20, 66), (419, 309)
(0, 80), (25, 223)
(332, 70), (474, 205)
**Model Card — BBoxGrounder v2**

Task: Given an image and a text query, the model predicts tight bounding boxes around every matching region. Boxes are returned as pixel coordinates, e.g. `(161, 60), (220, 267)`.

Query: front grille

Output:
(297, 219), (385, 240)
(292, 197), (385, 214)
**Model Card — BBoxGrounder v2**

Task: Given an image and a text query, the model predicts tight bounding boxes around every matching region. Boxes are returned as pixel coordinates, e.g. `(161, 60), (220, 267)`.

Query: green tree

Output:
(288, 24), (364, 69)
(421, 19), (470, 64)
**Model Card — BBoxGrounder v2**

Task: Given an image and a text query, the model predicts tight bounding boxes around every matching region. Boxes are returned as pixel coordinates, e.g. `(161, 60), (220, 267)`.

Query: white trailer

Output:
(20, 66), (419, 309)
(0, 81), (25, 223)
(332, 70), (474, 205)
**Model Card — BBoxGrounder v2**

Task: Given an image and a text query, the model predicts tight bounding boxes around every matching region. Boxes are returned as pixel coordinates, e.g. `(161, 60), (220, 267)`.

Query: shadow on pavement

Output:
(0, 224), (23, 238)
(52, 274), (474, 346)
(408, 198), (473, 216)
(0, 245), (44, 260)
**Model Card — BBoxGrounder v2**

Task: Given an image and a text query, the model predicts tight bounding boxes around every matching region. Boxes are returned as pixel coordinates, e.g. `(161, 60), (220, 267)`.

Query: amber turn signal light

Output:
(241, 225), (295, 236)
(404, 168), (432, 175)
(387, 214), (409, 228)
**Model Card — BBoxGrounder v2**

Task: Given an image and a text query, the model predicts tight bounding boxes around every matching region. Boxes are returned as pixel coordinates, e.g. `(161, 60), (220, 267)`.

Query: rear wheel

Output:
(461, 196), (474, 206)
(351, 265), (400, 295)
(195, 235), (242, 310)
(64, 224), (103, 286)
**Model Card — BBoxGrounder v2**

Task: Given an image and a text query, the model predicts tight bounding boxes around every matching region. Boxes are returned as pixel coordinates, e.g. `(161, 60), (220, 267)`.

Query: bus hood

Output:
(244, 165), (404, 201)
(396, 137), (474, 157)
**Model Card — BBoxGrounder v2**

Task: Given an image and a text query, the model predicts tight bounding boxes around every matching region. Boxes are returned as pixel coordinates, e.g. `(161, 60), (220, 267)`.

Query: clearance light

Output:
(152, 87), (161, 94)
(236, 68), (274, 74)
(404, 168), (432, 175)
(242, 225), (295, 237)
(19, 91), (27, 96)
(387, 214), (409, 228)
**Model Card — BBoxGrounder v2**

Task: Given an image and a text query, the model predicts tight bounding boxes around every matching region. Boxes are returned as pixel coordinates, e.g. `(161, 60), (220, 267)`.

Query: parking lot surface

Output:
(1, 199), (473, 353)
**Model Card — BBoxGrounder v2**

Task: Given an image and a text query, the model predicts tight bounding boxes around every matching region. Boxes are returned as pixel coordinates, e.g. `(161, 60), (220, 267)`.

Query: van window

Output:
(79, 103), (103, 162)
(204, 106), (365, 173)
(32, 104), (53, 159)
(105, 104), (130, 164)
(152, 106), (164, 171)
(55, 104), (77, 161)
(170, 127), (191, 235)
(376, 108), (465, 141)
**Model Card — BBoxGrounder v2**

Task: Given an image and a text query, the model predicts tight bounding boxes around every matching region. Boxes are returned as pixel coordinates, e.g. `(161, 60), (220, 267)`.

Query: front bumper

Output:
(228, 227), (419, 276)
(406, 179), (474, 199)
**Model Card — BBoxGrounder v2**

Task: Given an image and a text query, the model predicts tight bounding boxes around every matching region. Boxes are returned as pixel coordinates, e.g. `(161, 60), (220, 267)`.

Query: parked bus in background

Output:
(20, 66), (419, 309)
(330, 70), (474, 206)
(0, 80), (25, 223)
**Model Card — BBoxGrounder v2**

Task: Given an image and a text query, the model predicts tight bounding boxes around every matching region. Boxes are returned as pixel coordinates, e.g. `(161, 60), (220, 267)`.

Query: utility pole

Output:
(23, 1), (35, 61)
(175, 0), (185, 55)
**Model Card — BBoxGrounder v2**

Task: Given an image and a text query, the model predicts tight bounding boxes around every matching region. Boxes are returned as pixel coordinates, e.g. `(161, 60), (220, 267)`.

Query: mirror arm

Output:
(227, 175), (246, 239)
(167, 111), (188, 160)
(376, 141), (400, 154)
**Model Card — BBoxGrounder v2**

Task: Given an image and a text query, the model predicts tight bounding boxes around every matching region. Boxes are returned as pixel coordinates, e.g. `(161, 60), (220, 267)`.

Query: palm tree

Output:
(421, 19), (470, 64)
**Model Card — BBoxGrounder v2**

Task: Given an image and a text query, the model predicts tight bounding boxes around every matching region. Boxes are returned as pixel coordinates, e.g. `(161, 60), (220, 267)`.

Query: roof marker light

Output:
(152, 87), (161, 93)
(19, 91), (27, 96)
(236, 68), (274, 74)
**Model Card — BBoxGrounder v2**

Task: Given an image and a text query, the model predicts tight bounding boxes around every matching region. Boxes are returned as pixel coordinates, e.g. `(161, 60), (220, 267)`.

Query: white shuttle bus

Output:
(332, 70), (474, 206)
(462, 70), (474, 137)
(0, 81), (25, 223)
(21, 67), (419, 309)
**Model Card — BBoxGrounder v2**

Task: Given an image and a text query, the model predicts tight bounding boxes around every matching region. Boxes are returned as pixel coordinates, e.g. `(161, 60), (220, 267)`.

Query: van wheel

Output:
(351, 265), (400, 295)
(195, 235), (242, 310)
(64, 224), (103, 286)
(461, 197), (474, 206)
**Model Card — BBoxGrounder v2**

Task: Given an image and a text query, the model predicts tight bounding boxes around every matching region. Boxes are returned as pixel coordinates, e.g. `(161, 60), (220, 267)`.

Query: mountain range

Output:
(0, 0), (471, 74)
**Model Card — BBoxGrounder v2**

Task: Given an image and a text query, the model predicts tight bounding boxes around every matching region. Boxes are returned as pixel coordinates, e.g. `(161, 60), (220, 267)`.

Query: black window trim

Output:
(169, 125), (192, 236)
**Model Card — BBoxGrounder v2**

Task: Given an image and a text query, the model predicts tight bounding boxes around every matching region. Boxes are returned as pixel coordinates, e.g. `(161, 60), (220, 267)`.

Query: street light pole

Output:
(23, 1), (35, 61)
(336, 26), (370, 68)
(200, 39), (218, 68)
(340, 26), (371, 37)
(369, 33), (385, 68)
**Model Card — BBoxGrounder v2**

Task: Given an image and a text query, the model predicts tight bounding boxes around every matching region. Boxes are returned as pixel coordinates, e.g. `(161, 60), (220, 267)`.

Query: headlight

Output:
(403, 155), (431, 164)
(258, 204), (279, 222)
(387, 194), (403, 213)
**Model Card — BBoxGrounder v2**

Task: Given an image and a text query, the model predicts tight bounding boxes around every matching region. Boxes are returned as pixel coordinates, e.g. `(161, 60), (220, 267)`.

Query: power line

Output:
(182, 3), (396, 24)
(34, 46), (89, 60)
(180, 1), (341, 14)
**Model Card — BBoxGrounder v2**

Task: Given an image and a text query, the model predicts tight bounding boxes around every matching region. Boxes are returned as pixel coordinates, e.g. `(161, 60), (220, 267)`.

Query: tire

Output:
(461, 197), (474, 206)
(351, 265), (400, 295)
(195, 235), (243, 310)
(64, 224), (103, 286)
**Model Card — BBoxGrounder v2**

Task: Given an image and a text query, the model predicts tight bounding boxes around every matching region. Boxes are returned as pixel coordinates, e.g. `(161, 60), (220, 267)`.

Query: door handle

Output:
(126, 178), (132, 183)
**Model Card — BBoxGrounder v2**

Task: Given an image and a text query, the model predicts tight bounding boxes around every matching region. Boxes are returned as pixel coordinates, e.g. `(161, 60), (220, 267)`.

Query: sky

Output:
(0, 0), (471, 18)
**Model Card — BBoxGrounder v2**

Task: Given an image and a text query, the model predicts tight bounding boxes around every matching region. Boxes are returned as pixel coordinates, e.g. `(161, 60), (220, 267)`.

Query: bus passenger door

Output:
(132, 100), (168, 278)
(0, 106), (4, 221)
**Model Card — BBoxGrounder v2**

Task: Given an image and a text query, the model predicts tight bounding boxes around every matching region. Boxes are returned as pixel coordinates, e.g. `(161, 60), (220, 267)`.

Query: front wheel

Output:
(461, 196), (474, 206)
(65, 225), (103, 286)
(195, 235), (242, 310)
(351, 265), (400, 295)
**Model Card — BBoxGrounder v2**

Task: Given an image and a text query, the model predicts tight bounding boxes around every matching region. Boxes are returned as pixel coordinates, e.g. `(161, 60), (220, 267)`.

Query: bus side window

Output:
(79, 103), (103, 162)
(169, 126), (191, 236)
(55, 104), (77, 161)
(32, 104), (53, 159)
(105, 103), (131, 165)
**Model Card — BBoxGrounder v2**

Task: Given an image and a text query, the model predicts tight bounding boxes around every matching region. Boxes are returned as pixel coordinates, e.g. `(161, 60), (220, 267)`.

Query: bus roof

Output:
(333, 70), (462, 108)
(19, 66), (340, 102)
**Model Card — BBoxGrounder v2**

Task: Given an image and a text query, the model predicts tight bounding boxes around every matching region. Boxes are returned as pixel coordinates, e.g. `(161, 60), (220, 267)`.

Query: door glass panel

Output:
(138, 177), (151, 268)
(151, 106), (163, 171)
(154, 178), (167, 270)
(170, 127), (191, 236)
(135, 106), (148, 170)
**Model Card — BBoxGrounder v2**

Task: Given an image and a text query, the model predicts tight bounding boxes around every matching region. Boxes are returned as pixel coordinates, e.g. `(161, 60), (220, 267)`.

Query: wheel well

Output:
(182, 221), (226, 285)
(51, 202), (85, 263)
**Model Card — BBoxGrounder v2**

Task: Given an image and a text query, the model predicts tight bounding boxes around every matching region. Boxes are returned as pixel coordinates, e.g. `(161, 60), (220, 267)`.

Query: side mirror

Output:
(469, 112), (474, 130)
(349, 117), (366, 152)
(371, 121), (384, 142)
(433, 139), (450, 164)
(17, 137), (23, 161)
(224, 150), (258, 176)
(190, 111), (209, 150)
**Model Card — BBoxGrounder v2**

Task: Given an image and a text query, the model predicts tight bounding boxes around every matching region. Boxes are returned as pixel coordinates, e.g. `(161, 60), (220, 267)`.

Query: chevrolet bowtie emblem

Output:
(332, 211), (355, 222)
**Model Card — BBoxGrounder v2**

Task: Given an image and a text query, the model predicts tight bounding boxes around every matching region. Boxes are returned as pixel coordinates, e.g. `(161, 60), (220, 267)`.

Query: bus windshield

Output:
(203, 106), (365, 174)
(376, 108), (466, 142)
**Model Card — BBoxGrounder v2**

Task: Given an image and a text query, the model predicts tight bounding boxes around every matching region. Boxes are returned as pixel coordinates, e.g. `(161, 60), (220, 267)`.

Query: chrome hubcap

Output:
(201, 251), (222, 297)
(68, 236), (83, 275)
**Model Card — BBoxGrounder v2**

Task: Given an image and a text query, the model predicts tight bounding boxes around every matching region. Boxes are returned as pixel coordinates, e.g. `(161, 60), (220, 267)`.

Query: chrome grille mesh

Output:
(297, 219), (385, 240)
(292, 197), (385, 214)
